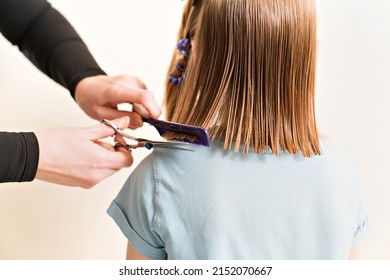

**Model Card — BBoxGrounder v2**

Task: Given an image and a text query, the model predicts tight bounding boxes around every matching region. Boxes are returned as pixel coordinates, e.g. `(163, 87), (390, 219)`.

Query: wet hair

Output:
(164, 0), (320, 157)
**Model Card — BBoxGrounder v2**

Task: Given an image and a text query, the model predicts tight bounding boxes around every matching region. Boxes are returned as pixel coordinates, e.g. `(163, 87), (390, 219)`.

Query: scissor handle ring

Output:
(101, 119), (120, 134)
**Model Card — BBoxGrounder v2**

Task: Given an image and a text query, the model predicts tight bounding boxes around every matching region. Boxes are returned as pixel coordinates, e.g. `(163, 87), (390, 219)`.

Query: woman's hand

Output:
(35, 116), (133, 188)
(74, 75), (162, 128)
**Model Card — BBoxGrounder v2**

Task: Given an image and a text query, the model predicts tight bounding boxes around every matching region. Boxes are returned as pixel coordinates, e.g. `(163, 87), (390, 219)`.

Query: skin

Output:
(75, 75), (161, 124)
(126, 241), (151, 260)
(349, 246), (360, 260)
(34, 74), (162, 188)
(126, 242), (360, 260)
(35, 116), (132, 188)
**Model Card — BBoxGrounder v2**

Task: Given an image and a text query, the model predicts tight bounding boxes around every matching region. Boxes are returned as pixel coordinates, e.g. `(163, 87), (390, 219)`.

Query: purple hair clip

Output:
(169, 73), (184, 86)
(177, 38), (191, 51)
(169, 37), (192, 86)
(175, 62), (185, 73)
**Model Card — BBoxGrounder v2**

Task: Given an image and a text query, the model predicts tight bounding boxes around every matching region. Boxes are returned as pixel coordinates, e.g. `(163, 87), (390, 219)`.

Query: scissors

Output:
(101, 119), (194, 152)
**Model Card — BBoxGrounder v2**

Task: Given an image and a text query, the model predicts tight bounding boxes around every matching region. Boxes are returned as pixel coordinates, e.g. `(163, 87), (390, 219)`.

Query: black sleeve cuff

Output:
(0, 132), (39, 183)
(69, 69), (107, 99)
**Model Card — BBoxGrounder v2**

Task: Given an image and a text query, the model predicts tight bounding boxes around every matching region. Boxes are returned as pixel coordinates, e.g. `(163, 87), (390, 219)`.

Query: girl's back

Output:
(109, 139), (366, 259)
(108, 0), (367, 259)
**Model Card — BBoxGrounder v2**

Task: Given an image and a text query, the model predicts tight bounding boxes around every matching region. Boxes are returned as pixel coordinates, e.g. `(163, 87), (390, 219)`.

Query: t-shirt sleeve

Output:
(352, 189), (368, 245)
(107, 154), (166, 259)
(352, 216), (368, 245)
(350, 167), (368, 245)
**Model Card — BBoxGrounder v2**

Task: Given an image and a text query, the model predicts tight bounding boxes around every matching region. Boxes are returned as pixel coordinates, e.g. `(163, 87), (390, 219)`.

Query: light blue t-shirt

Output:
(108, 139), (367, 259)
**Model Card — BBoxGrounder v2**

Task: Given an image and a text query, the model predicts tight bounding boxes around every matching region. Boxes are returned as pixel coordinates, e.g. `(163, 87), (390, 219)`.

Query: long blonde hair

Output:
(164, 0), (320, 157)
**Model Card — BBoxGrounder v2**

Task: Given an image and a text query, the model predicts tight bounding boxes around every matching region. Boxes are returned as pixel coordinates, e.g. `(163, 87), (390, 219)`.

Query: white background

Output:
(0, 0), (389, 259)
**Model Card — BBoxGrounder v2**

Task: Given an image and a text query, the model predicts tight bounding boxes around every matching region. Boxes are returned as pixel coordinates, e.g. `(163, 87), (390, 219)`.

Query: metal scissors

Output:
(101, 119), (194, 152)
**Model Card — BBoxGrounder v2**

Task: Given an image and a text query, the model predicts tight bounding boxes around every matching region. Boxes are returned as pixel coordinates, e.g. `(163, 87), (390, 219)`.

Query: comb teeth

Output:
(142, 117), (210, 147)
(162, 132), (200, 146)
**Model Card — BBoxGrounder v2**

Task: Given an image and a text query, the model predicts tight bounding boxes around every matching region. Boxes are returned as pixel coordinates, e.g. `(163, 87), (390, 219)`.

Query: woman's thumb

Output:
(89, 116), (131, 140)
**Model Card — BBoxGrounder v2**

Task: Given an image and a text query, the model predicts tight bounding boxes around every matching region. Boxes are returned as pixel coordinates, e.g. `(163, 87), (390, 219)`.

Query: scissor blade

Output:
(151, 143), (195, 152)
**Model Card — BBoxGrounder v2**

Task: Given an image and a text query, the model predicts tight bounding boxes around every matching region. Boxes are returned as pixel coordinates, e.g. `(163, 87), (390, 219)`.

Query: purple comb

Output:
(142, 117), (210, 147)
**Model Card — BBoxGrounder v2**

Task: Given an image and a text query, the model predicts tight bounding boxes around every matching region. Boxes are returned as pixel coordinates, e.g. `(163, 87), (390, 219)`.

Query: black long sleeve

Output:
(0, 0), (106, 96)
(0, 132), (39, 183)
(0, 0), (106, 183)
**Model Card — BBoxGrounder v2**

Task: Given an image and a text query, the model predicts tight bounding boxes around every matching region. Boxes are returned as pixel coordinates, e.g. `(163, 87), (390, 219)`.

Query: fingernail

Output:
(130, 117), (143, 128)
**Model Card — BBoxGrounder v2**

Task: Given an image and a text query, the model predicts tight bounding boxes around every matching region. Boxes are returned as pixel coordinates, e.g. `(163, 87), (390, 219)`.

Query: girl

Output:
(108, 0), (367, 259)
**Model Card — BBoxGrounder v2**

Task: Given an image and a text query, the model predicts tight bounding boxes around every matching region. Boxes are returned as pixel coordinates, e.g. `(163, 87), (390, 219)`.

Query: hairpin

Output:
(177, 38), (190, 50)
(169, 37), (192, 86)
(169, 74), (184, 86)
